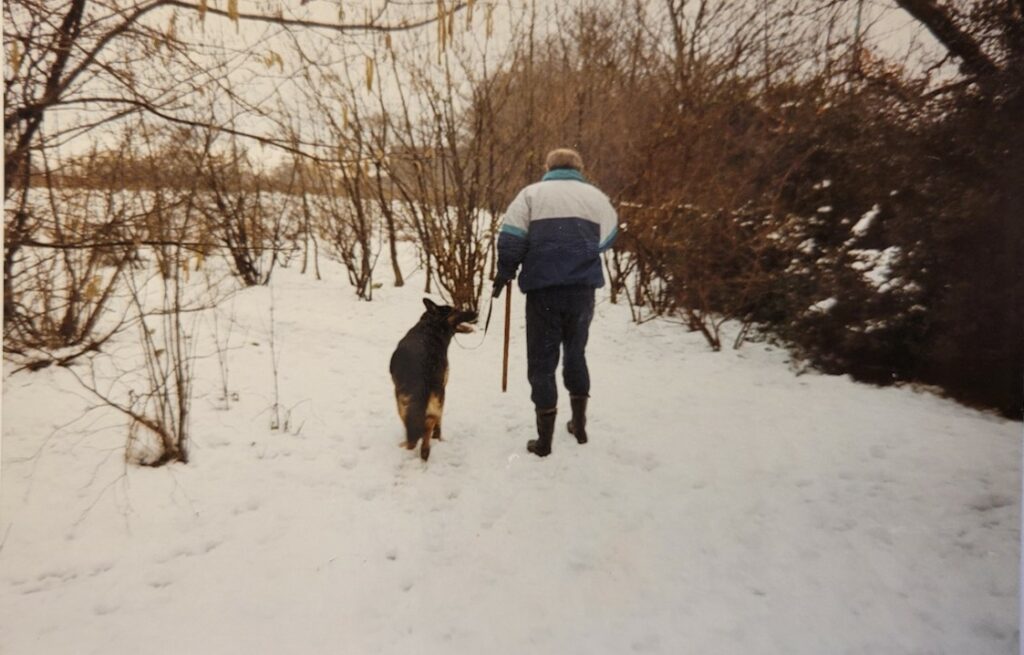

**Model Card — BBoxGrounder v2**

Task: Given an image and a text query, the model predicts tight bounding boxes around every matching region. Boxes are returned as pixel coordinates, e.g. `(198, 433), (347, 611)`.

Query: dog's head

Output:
(422, 298), (478, 334)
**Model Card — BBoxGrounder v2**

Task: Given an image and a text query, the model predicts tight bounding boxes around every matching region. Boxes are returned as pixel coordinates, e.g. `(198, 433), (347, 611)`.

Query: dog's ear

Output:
(422, 298), (439, 313)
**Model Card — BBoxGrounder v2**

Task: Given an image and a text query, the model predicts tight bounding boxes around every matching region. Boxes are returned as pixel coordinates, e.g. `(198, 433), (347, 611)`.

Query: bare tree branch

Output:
(894, 0), (1000, 80)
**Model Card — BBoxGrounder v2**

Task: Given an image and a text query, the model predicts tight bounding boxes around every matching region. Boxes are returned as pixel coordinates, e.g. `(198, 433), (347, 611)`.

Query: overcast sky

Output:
(43, 0), (949, 163)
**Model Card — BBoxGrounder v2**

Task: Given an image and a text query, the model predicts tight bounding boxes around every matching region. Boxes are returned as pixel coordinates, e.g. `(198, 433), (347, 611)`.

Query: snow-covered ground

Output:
(1, 255), (1020, 654)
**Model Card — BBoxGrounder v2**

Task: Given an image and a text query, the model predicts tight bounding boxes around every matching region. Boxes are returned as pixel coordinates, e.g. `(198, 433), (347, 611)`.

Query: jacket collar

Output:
(541, 168), (586, 183)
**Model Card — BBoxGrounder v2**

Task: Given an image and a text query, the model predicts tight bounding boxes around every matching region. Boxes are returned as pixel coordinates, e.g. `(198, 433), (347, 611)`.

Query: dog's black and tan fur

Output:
(390, 298), (477, 461)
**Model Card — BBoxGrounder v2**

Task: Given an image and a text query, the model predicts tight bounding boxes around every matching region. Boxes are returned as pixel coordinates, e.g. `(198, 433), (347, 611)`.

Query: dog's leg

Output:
(395, 392), (410, 422)
(396, 392), (412, 447)
(421, 416), (437, 460)
(427, 393), (444, 442)
(399, 395), (426, 451)
(436, 370), (448, 442)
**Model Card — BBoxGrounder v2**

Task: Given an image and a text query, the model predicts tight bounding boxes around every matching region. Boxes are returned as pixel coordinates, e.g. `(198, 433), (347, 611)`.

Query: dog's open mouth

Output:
(455, 312), (479, 334)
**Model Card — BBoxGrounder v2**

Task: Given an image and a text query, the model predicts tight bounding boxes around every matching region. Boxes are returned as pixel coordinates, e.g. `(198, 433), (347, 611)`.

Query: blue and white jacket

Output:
(496, 169), (619, 292)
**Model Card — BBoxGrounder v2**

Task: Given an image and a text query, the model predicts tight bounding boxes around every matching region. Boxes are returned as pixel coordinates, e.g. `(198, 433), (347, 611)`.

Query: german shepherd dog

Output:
(390, 298), (478, 460)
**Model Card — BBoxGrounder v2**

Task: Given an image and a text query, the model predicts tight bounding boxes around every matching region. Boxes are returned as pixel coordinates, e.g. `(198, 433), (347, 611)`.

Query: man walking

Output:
(493, 148), (619, 457)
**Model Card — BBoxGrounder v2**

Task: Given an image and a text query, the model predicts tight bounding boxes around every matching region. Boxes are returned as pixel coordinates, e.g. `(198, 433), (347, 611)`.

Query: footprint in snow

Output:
(444, 457), (463, 468)
(359, 486), (382, 502)
(156, 540), (222, 563)
(971, 619), (1011, 641)
(35, 569), (78, 585)
(866, 526), (894, 546)
(970, 493), (1014, 513)
(609, 447), (660, 472)
(231, 498), (261, 515)
(89, 561), (115, 577)
(567, 549), (596, 573)
(339, 454), (359, 470)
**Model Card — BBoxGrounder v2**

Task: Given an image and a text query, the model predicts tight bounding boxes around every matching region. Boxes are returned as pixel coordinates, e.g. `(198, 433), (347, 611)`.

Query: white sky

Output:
(39, 0), (948, 164)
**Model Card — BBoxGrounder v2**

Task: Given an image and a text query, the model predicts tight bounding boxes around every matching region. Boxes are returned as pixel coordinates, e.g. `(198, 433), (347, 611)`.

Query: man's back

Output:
(497, 173), (618, 292)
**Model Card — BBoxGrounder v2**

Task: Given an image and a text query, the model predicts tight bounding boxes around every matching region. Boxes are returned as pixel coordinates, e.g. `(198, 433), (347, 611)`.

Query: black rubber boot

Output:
(528, 408), (557, 457)
(567, 395), (588, 444)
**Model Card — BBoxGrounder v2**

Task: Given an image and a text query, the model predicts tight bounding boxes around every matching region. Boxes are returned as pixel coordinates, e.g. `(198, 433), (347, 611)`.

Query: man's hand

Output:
(492, 277), (509, 298)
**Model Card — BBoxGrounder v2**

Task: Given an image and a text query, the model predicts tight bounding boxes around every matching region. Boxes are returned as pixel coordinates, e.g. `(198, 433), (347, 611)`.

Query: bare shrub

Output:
(65, 239), (209, 467)
(201, 145), (291, 287)
(4, 145), (140, 365)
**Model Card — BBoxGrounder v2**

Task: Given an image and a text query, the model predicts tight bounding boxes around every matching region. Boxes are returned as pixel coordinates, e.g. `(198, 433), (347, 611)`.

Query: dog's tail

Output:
(403, 397), (428, 450)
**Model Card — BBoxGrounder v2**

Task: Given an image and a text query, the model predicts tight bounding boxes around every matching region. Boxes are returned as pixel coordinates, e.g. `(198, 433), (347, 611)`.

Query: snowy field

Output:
(1, 255), (1020, 655)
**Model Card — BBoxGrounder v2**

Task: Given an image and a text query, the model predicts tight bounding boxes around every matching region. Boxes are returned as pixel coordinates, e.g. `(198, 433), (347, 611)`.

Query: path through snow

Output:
(1, 259), (1020, 654)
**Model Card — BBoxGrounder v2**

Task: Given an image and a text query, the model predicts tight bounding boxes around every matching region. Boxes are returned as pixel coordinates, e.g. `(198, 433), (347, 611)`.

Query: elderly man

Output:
(493, 148), (619, 457)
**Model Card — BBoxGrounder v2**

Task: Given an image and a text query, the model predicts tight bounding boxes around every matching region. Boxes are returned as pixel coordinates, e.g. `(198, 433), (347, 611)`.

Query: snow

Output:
(2, 253), (1021, 655)
(797, 238), (817, 255)
(850, 246), (902, 289)
(852, 204), (882, 238)
(809, 297), (839, 314)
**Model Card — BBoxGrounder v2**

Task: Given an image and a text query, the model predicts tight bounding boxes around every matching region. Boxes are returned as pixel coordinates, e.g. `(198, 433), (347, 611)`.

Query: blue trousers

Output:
(525, 285), (595, 410)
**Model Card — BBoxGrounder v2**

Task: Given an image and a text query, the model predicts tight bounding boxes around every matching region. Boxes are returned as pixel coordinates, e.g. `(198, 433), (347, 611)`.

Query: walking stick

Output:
(501, 281), (512, 392)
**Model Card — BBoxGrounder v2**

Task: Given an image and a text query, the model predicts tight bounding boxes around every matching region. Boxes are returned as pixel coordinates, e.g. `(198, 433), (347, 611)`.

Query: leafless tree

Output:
(4, 0), (468, 332)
